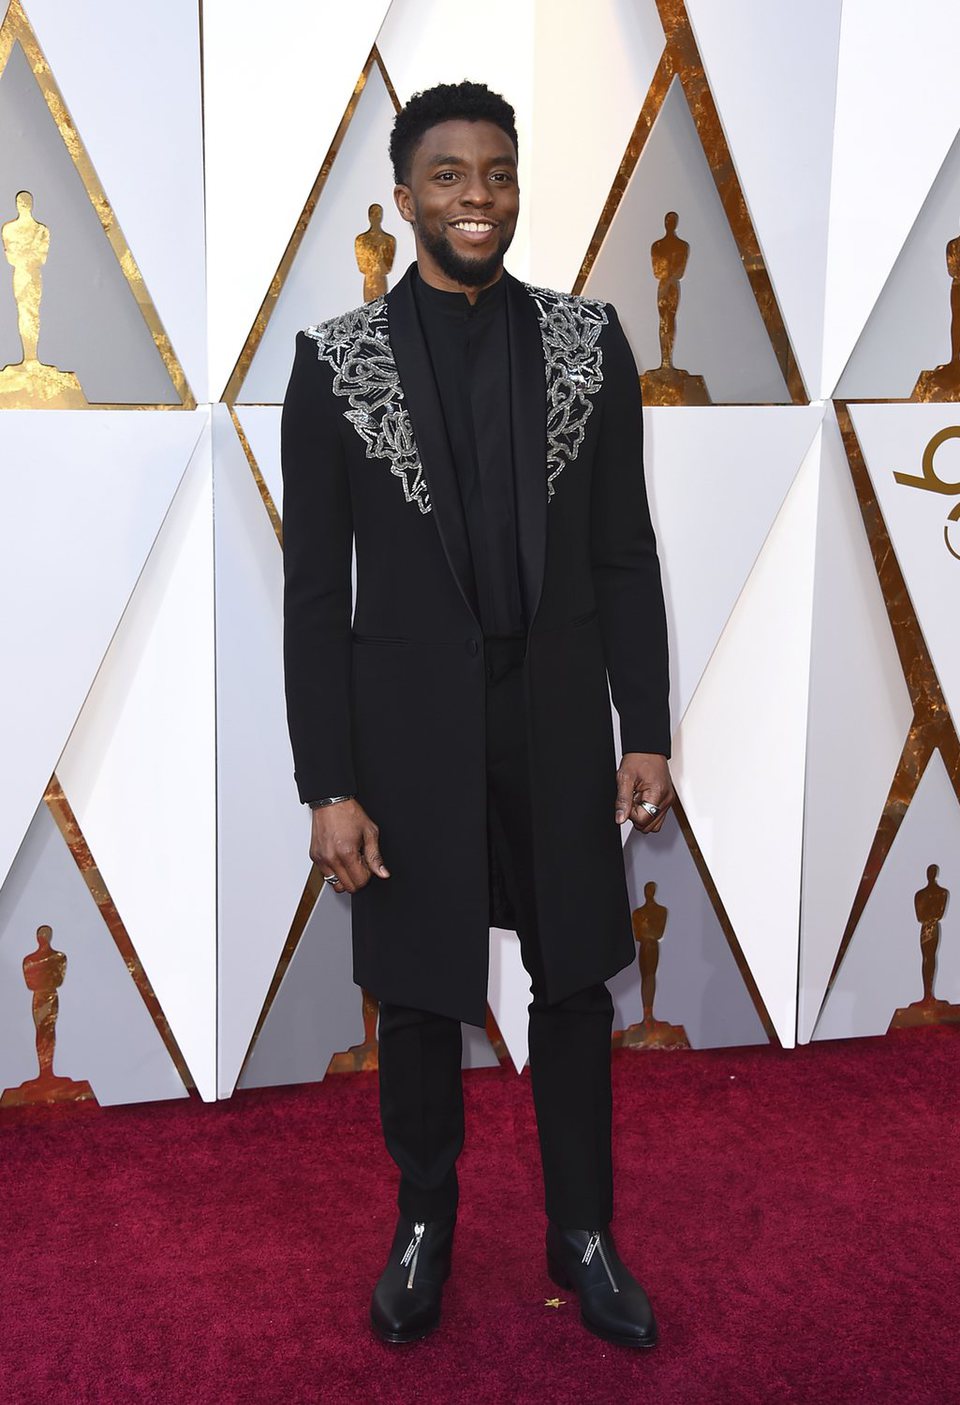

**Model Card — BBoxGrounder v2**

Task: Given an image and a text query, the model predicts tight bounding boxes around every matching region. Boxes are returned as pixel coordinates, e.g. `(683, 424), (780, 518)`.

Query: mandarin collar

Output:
(413, 265), (507, 320)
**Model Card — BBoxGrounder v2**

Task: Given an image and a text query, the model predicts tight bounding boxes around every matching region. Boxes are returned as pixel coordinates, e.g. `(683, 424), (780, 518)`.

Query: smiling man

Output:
(281, 81), (673, 1350)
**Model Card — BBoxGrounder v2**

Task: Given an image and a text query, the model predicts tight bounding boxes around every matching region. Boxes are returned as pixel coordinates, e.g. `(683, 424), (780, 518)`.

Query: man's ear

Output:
(393, 184), (414, 224)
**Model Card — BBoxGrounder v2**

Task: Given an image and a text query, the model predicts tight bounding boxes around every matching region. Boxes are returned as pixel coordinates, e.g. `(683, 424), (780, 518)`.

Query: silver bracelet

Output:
(308, 794), (355, 809)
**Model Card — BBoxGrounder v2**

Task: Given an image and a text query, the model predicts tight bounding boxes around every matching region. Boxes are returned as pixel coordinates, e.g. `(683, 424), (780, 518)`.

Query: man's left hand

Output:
(615, 752), (674, 833)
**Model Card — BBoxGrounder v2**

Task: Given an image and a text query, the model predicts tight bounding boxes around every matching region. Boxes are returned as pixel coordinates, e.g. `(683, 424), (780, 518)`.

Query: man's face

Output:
(394, 118), (519, 289)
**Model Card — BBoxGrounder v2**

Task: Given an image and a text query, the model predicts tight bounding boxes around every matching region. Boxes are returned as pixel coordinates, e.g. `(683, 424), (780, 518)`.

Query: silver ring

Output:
(640, 801), (660, 817)
(323, 873), (341, 885)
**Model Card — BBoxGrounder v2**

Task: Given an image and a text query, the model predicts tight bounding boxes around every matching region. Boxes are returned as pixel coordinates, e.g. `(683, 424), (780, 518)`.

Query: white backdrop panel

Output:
(0, 801), (188, 1107)
(375, 0), (536, 279)
(234, 406), (283, 518)
(685, 0), (841, 397)
(672, 431), (822, 1047)
(0, 410), (203, 892)
(213, 406), (310, 1098)
(644, 405), (823, 734)
(798, 405), (914, 1042)
(528, 0), (664, 293)
(57, 421), (217, 1101)
(237, 885), (363, 1093)
(836, 125), (960, 400)
(203, 0), (393, 398)
(814, 750), (960, 1040)
(240, 60), (416, 404)
(609, 813), (769, 1050)
(25, 0), (206, 401)
(822, 0), (960, 398)
(851, 403), (960, 731)
(583, 77), (789, 403)
(487, 928), (529, 1074)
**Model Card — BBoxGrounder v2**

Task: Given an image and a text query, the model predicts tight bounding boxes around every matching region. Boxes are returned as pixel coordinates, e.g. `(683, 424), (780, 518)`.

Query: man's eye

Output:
(436, 171), (457, 182)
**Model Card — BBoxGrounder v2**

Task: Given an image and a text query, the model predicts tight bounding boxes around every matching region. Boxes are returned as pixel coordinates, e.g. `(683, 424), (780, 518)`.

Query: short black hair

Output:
(389, 80), (518, 186)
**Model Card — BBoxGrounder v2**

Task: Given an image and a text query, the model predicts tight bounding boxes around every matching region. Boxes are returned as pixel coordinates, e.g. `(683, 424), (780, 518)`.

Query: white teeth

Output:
(452, 221), (494, 232)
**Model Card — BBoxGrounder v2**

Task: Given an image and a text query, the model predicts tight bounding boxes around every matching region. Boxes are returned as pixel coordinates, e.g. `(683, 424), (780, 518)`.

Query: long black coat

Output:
(281, 264), (670, 1026)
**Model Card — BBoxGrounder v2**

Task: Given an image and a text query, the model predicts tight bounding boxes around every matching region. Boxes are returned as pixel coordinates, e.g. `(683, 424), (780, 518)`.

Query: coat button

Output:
(467, 639), (479, 656)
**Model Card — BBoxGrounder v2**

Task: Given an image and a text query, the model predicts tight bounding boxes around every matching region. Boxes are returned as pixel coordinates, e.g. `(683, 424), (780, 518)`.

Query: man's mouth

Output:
(447, 219), (497, 242)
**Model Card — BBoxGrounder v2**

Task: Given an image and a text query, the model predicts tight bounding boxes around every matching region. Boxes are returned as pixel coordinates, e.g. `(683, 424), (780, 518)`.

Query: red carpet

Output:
(2, 1028), (958, 1405)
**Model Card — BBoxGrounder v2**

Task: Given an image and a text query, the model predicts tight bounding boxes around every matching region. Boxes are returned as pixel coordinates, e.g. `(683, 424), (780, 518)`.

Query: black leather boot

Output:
(546, 1224), (658, 1349)
(370, 1214), (456, 1345)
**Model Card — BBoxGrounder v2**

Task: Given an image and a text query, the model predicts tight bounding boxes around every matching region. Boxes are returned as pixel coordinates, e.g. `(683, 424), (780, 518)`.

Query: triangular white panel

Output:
(203, 0), (393, 398)
(644, 405), (823, 732)
(672, 431), (823, 1046)
(25, 0), (206, 401)
(527, 0), (665, 292)
(0, 801), (188, 1107)
(241, 61), (415, 403)
(461, 1022), (501, 1070)
(685, 0), (841, 396)
(798, 406), (914, 1041)
(56, 422), (217, 1101)
(584, 78), (789, 403)
(822, 0), (960, 398)
(237, 885), (363, 1092)
(213, 406), (312, 1097)
(0, 410), (204, 892)
(374, 0), (537, 278)
(836, 125), (960, 400)
(850, 403), (960, 730)
(487, 928), (529, 1073)
(814, 750), (960, 1041)
(0, 39), (180, 402)
(608, 812), (769, 1050)
(233, 405), (283, 519)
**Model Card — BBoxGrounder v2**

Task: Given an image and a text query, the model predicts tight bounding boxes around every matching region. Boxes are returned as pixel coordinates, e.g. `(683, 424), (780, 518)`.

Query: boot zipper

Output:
(400, 1222), (425, 1290)
(582, 1231), (619, 1294)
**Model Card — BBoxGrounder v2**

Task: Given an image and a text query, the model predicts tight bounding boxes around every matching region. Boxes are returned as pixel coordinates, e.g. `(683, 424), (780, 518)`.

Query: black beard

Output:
(416, 218), (513, 287)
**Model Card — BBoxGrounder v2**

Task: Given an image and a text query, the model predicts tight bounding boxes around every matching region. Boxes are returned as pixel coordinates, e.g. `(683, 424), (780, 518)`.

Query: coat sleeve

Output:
(281, 330), (357, 803)
(590, 304), (672, 759)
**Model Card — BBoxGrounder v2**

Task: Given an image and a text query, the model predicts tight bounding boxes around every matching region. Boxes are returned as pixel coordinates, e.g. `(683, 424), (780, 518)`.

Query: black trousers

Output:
(377, 636), (615, 1229)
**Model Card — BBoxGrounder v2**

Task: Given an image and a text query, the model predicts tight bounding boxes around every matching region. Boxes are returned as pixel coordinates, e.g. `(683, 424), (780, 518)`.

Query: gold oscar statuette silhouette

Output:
(354, 203), (397, 303)
(1, 925), (95, 1107)
(0, 191), (87, 407)
(326, 990), (381, 1074)
(889, 865), (960, 1029)
(639, 212), (711, 407)
(911, 229), (960, 402)
(616, 882), (690, 1050)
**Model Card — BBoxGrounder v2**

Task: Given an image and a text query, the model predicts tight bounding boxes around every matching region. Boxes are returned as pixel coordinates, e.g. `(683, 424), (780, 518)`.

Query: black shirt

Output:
(412, 269), (525, 638)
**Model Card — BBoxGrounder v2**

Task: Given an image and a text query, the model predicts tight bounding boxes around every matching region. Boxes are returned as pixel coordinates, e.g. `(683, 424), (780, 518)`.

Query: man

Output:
(281, 81), (673, 1350)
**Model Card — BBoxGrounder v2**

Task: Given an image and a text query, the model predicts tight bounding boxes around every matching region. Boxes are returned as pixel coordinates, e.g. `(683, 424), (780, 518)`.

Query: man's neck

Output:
(415, 254), (505, 305)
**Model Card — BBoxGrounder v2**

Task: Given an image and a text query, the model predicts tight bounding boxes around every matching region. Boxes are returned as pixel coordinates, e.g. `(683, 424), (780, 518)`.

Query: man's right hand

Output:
(309, 799), (390, 894)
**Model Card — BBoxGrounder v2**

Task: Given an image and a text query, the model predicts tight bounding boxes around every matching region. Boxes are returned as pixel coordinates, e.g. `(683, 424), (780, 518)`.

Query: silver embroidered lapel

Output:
(305, 283), (607, 513)
(305, 299), (432, 514)
(523, 283), (608, 500)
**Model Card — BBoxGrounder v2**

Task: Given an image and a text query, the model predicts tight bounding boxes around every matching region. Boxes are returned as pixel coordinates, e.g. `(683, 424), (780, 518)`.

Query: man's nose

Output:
(460, 177), (492, 206)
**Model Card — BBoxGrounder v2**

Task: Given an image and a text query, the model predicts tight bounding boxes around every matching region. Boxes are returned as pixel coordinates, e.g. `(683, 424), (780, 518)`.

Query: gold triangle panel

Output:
(613, 798), (778, 1051)
(42, 776), (197, 1094)
(813, 405), (960, 1026)
(222, 45), (401, 407)
(573, 0), (806, 406)
(0, 2), (194, 408)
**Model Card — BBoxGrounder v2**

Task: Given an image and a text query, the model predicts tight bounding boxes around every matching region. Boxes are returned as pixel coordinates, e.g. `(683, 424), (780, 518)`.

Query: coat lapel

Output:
(505, 272), (548, 631)
(387, 266), (480, 626)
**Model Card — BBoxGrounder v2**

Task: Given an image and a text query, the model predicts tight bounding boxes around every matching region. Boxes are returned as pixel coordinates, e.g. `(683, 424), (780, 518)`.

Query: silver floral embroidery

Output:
(524, 283), (608, 499)
(304, 284), (607, 513)
(305, 299), (431, 513)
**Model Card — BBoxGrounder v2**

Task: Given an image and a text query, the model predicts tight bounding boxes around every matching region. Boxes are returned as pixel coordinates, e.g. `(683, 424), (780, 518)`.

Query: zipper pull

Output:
(400, 1221), (425, 1289)
(581, 1232), (600, 1266)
